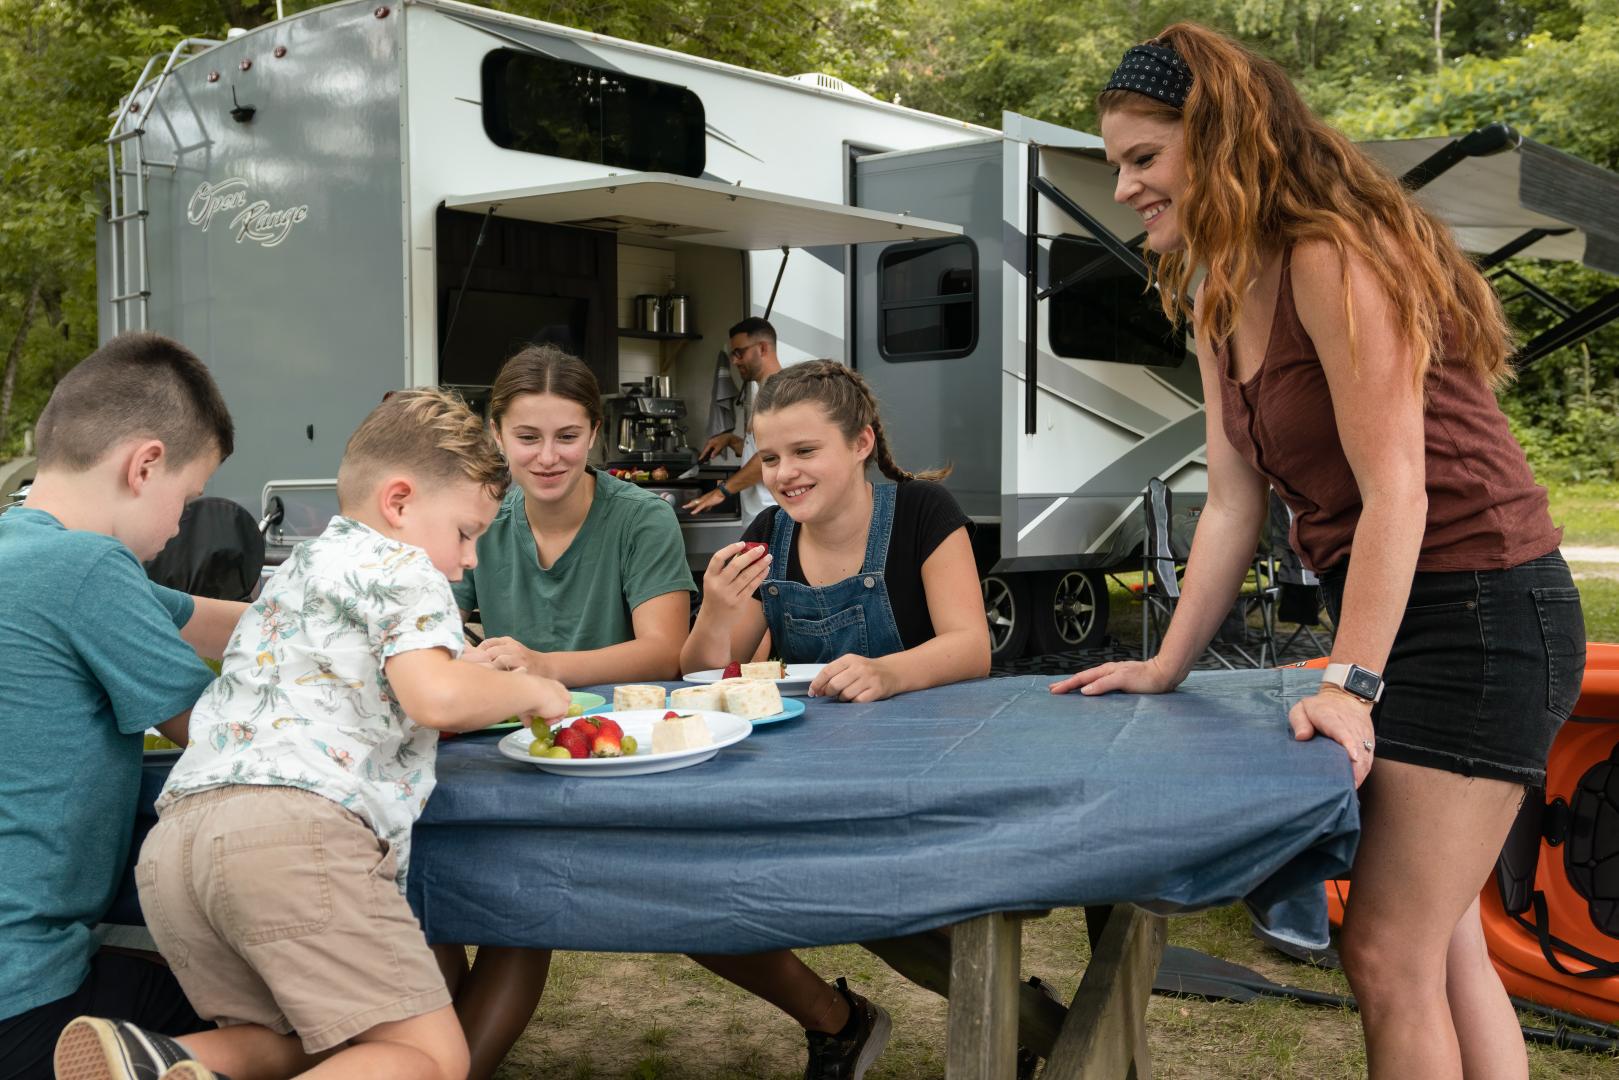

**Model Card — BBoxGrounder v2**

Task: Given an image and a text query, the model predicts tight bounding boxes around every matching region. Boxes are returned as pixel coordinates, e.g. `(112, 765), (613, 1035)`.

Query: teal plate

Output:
(751, 697), (807, 727)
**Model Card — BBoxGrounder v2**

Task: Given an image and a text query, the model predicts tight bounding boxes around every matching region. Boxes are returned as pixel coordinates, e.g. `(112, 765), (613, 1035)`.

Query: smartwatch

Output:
(1321, 662), (1384, 704)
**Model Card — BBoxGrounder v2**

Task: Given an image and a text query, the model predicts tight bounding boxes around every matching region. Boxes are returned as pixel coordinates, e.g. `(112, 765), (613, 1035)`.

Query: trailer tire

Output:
(1031, 569), (1109, 653)
(982, 572), (1031, 662)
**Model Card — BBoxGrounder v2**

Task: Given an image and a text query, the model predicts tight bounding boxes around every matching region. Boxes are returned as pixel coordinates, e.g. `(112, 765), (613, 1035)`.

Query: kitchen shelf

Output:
(617, 327), (702, 341)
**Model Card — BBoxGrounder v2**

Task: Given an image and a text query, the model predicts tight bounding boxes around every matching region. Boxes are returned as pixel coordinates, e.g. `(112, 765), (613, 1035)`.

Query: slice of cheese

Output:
(652, 713), (713, 753)
(740, 660), (786, 680)
(722, 678), (783, 720)
(613, 684), (667, 712)
(669, 685), (724, 711)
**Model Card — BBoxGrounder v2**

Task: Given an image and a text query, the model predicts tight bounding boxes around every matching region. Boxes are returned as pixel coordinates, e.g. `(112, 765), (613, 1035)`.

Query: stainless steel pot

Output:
(664, 293), (691, 334)
(634, 294), (664, 332)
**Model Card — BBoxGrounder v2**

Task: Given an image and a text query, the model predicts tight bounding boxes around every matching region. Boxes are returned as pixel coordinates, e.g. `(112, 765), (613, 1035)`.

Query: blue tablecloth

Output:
(121, 670), (1357, 954)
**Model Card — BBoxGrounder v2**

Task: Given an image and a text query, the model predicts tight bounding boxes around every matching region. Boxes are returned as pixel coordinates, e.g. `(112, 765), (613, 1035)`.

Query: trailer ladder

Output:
(105, 37), (222, 335)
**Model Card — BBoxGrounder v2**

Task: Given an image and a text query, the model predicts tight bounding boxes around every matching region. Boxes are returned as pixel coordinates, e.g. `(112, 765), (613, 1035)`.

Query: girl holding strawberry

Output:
(681, 359), (990, 701)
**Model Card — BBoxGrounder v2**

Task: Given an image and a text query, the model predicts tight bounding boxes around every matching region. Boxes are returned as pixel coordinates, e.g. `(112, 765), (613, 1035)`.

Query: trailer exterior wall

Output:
(853, 139), (1005, 520)
(98, 3), (410, 515)
(402, 1), (988, 380)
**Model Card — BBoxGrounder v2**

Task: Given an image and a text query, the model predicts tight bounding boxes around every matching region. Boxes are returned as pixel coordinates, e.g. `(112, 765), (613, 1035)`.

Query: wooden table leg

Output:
(1041, 905), (1167, 1080)
(863, 928), (1068, 1061)
(945, 912), (1022, 1080)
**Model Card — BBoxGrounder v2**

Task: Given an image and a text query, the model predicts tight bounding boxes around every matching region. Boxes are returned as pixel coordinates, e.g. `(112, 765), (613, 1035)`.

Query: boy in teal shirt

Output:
(0, 332), (245, 1078)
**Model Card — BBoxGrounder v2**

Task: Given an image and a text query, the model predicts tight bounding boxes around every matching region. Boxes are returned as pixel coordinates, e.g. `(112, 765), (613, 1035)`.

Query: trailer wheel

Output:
(1031, 570), (1109, 653)
(982, 573), (1031, 661)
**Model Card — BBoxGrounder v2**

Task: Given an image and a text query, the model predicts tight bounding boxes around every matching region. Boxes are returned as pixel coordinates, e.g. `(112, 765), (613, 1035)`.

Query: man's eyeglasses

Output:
(729, 342), (762, 361)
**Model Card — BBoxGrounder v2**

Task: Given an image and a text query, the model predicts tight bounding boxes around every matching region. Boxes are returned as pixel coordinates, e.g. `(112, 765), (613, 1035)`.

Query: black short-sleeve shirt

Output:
(741, 479), (971, 651)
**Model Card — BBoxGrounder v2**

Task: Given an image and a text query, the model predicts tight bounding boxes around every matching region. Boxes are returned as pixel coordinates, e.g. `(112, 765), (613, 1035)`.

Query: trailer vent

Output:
(789, 73), (874, 100)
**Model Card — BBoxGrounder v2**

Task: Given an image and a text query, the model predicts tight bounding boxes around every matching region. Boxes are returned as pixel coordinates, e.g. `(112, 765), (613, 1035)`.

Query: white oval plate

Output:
(680, 663), (827, 697)
(497, 709), (751, 777)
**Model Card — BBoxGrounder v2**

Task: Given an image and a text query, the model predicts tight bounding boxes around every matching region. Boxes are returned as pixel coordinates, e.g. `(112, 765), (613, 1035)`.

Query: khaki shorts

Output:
(136, 785), (450, 1053)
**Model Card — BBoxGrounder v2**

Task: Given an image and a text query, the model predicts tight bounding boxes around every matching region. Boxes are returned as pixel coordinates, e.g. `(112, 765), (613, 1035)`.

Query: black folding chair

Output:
(144, 496), (266, 601)
(1266, 492), (1332, 659)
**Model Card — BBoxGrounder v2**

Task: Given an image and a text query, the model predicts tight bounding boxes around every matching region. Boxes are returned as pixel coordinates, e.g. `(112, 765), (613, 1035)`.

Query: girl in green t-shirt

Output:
(451, 346), (695, 684)
(435, 346), (695, 1079)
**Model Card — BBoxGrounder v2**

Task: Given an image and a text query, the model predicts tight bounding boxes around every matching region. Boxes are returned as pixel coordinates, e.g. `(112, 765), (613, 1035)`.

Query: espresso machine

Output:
(606, 377), (696, 466)
(604, 376), (738, 520)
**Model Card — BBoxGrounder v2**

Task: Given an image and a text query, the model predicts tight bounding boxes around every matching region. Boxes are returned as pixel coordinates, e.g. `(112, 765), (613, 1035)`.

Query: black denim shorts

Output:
(1319, 552), (1586, 785)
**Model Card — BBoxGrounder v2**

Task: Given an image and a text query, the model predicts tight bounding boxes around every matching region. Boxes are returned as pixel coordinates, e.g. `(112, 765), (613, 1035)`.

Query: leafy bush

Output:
(1509, 394), (1619, 483)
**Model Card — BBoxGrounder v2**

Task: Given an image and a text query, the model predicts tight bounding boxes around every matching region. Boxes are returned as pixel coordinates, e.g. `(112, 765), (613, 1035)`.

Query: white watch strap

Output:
(1321, 662), (1383, 703)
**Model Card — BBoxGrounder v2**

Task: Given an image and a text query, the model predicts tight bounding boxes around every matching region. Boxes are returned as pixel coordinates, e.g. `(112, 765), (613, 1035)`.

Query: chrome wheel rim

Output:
(983, 577), (1017, 653)
(1051, 572), (1098, 646)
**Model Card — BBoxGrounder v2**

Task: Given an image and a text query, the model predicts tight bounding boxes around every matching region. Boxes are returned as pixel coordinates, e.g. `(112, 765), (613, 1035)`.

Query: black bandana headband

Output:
(1104, 44), (1193, 109)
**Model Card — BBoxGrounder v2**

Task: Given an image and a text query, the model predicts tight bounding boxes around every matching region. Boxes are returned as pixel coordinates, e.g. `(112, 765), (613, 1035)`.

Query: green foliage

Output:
(1510, 394), (1619, 482)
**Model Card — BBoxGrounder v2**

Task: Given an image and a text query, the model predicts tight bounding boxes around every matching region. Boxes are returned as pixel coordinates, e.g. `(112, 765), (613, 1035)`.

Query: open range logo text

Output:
(187, 178), (309, 248)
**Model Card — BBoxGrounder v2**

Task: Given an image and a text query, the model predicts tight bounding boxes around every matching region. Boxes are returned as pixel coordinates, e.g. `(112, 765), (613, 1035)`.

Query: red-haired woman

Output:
(1053, 25), (1585, 1077)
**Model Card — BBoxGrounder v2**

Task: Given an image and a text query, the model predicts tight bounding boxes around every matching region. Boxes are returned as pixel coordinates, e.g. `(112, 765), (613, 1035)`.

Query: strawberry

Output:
(722, 661), (742, 679)
(664, 710), (680, 720)
(553, 727), (590, 759)
(742, 541), (767, 555)
(593, 716), (624, 741)
(569, 716), (601, 740)
(591, 730), (624, 757)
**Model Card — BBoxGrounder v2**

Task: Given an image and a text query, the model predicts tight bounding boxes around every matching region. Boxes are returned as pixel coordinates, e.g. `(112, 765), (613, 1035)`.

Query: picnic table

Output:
(122, 669), (1358, 1079)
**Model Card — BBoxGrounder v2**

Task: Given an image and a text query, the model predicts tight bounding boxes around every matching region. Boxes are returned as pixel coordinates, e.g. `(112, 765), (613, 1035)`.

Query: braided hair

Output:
(752, 360), (951, 483)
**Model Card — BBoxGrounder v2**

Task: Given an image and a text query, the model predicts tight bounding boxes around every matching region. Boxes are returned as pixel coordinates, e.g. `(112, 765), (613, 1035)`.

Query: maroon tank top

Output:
(1218, 250), (1561, 573)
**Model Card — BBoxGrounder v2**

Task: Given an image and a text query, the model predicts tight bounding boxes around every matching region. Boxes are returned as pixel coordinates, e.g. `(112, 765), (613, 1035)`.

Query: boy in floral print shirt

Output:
(56, 390), (571, 1080)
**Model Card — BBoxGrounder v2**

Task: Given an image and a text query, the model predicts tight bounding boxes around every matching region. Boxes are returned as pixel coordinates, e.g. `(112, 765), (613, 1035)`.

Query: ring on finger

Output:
(1361, 738), (1374, 753)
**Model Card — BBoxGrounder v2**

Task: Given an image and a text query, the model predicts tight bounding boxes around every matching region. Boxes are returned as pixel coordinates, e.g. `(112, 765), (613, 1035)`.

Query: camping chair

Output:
(1266, 493), (1333, 659)
(1141, 478), (1278, 668)
(144, 496), (266, 602)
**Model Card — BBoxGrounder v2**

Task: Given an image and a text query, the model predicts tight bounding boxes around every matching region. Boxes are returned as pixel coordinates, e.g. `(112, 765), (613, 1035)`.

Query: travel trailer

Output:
(100, 0), (1619, 658)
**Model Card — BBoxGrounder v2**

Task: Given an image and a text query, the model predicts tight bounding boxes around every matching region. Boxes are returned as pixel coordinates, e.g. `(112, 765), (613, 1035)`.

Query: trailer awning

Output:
(1359, 134), (1619, 276)
(444, 173), (961, 249)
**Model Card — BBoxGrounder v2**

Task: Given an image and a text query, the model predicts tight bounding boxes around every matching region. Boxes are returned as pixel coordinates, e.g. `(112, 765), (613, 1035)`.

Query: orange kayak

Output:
(1314, 642), (1619, 1024)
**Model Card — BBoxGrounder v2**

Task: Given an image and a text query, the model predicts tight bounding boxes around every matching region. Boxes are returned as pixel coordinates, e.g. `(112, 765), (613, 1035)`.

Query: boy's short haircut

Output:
(35, 331), (234, 471)
(336, 388), (510, 510)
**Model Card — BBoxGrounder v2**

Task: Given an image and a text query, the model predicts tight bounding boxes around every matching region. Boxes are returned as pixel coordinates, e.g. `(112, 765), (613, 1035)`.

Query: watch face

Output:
(1345, 667), (1381, 699)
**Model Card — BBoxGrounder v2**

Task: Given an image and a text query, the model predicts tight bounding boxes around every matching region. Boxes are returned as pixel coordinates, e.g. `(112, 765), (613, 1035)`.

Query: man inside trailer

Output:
(684, 317), (782, 517)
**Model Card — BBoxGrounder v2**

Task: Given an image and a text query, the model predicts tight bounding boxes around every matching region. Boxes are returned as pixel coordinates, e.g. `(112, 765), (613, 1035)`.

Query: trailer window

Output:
(482, 49), (705, 178)
(878, 239), (977, 361)
(1047, 237), (1183, 366)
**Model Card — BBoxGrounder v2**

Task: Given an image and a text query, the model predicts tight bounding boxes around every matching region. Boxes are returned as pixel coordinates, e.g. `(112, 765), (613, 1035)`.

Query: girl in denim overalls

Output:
(682, 359), (989, 701)
(678, 361), (990, 1078)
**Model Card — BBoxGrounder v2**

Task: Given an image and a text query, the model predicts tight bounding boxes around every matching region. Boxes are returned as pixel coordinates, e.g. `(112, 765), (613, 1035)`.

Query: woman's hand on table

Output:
(1288, 688), (1375, 788)
(699, 542), (771, 616)
(1049, 658), (1178, 696)
(811, 655), (900, 703)
(465, 636), (555, 679)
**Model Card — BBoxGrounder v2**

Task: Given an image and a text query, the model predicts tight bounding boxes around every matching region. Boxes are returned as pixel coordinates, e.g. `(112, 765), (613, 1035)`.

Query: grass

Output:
(1546, 479), (1619, 548)
(1571, 572), (1619, 642)
(495, 483), (1619, 1078)
(496, 908), (1619, 1078)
